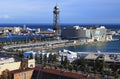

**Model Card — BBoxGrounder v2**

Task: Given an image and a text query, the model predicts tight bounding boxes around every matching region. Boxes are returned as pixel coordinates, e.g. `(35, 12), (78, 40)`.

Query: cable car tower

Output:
(53, 5), (61, 38)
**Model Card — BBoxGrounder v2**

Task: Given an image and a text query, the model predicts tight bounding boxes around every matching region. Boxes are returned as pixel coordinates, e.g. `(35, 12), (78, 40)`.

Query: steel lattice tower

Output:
(53, 5), (60, 36)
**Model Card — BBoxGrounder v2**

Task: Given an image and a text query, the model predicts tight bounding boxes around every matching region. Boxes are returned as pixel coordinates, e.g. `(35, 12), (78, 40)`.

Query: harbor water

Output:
(0, 24), (120, 53)
(56, 35), (120, 53)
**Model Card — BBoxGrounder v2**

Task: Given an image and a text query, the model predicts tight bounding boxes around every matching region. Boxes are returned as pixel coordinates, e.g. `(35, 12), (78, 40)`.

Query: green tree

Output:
(48, 53), (52, 63)
(52, 54), (58, 63)
(73, 65), (79, 72)
(63, 56), (70, 68)
(39, 53), (43, 64)
(114, 70), (119, 79)
(68, 64), (73, 71)
(43, 54), (47, 63)
(86, 66), (92, 73)
(18, 51), (24, 58)
(94, 59), (107, 72)
(29, 53), (33, 59)
(106, 69), (111, 78)
(61, 55), (64, 65)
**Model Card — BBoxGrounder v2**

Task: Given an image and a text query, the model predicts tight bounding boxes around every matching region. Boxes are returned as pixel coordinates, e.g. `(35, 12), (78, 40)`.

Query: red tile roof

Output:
(10, 66), (100, 79)
(34, 66), (100, 79)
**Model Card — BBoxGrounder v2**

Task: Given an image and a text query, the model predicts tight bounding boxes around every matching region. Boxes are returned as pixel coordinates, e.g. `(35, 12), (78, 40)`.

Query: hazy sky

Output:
(0, 0), (120, 24)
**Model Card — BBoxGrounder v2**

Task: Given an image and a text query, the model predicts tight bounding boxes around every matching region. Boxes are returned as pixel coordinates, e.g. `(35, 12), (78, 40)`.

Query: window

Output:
(30, 64), (33, 68)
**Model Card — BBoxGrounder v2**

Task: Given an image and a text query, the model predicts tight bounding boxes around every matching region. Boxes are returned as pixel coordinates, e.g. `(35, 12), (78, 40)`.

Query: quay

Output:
(3, 39), (116, 51)
(3, 40), (71, 50)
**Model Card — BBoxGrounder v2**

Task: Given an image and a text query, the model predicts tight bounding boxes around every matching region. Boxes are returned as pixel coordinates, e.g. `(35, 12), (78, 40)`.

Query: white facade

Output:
(60, 49), (77, 62)
(13, 27), (21, 33)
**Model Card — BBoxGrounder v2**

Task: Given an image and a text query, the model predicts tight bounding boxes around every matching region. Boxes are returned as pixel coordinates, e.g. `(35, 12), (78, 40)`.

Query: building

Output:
(90, 26), (107, 41)
(10, 66), (100, 79)
(13, 27), (21, 34)
(23, 51), (37, 58)
(11, 68), (34, 79)
(32, 66), (100, 79)
(59, 49), (77, 62)
(61, 26), (88, 40)
(61, 26), (111, 41)
(0, 58), (35, 75)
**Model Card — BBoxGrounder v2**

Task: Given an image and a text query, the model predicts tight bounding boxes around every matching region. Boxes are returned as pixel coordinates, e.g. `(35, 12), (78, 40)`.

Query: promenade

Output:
(3, 40), (74, 51)
(3, 39), (115, 51)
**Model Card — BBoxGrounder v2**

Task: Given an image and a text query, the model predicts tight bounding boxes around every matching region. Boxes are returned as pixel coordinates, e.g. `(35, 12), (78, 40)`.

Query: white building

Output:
(13, 27), (21, 34)
(59, 49), (77, 62)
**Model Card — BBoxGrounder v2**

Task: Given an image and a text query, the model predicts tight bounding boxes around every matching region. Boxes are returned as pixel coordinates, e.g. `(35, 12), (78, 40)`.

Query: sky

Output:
(0, 0), (120, 24)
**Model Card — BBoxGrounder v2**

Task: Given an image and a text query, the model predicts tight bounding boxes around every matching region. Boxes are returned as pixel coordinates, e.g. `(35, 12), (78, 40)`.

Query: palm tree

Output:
(63, 56), (70, 69)
(61, 55), (64, 65)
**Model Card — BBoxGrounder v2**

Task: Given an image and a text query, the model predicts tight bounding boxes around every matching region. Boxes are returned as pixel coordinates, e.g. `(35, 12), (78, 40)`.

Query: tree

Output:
(48, 53), (52, 63)
(61, 55), (64, 65)
(43, 54), (47, 63)
(78, 59), (87, 72)
(18, 51), (24, 58)
(106, 69), (112, 78)
(54, 65), (57, 69)
(63, 56), (70, 69)
(114, 70), (119, 79)
(86, 66), (92, 73)
(0, 44), (3, 49)
(73, 65), (79, 72)
(94, 59), (105, 72)
(39, 53), (43, 64)
(68, 64), (73, 71)
(52, 54), (58, 63)
(29, 53), (33, 59)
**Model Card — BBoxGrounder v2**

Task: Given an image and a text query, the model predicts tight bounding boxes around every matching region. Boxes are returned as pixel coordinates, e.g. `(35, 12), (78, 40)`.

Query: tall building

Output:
(53, 5), (60, 36)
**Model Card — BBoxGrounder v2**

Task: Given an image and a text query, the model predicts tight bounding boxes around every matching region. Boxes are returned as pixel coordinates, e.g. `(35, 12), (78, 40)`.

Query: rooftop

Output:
(33, 66), (99, 79)
(11, 68), (34, 74)
(0, 57), (14, 65)
(85, 53), (98, 60)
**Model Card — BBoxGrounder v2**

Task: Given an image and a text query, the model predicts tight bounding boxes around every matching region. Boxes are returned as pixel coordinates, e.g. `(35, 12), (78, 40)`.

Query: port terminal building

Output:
(61, 26), (112, 41)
